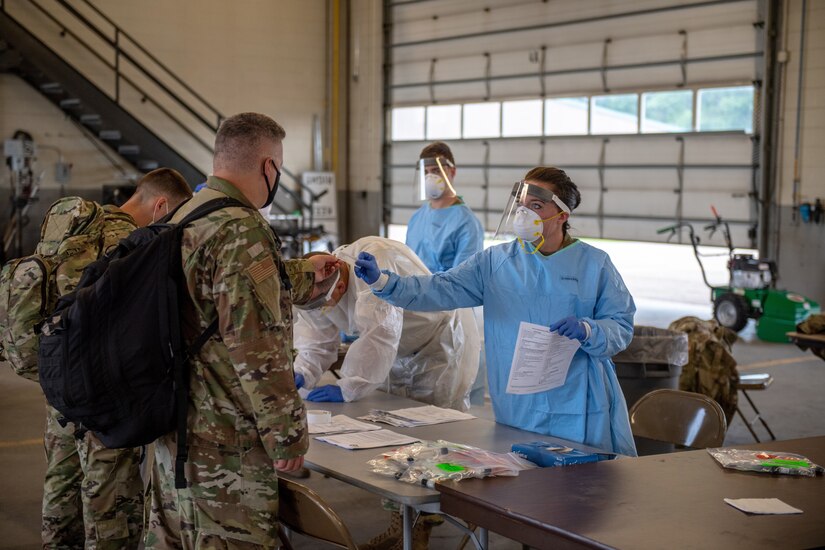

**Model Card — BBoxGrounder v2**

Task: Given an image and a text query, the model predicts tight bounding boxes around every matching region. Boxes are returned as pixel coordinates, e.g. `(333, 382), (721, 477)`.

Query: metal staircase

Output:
(0, 0), (225, 185)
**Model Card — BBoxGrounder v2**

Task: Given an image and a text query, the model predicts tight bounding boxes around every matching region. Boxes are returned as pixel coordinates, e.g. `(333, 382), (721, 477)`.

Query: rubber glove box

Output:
(511, 441), (615, 467)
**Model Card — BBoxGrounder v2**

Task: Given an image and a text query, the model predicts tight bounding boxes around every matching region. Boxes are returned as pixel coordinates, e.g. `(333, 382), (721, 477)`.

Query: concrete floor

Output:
(1, 240), (823, 549)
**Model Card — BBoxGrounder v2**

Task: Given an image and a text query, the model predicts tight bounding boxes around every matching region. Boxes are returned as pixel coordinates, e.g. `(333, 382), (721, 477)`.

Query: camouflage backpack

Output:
(668, 316), (739, 423)
(0, 197), (133, 381)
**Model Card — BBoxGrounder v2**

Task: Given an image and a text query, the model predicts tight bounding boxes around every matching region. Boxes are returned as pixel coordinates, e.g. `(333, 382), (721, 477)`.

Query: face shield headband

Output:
(495, 181), (572, 251)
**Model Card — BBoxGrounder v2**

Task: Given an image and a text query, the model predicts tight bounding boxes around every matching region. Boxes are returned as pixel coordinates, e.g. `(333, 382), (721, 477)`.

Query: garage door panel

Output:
(684, 136), (753, 163)
(686, 58), (758, 86)
(489, 140), (546, 165)
(544, 140), (606, 165)
(390, 142), (426, 166)
(605, 169), (679, 192)
(605, 138), (683, 164)
(604, 190), (678, 217)
(683, 169), (752, 193)
(391, 1), (758, 65)
(491, 76), (543, 103)
(682, 192), (751, 220)
(387, 0), (761, 244)
(606, 66), (686, 92)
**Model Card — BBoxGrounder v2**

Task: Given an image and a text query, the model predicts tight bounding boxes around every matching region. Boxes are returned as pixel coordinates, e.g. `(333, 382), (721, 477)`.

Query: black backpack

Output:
(38, 197), (245, 488)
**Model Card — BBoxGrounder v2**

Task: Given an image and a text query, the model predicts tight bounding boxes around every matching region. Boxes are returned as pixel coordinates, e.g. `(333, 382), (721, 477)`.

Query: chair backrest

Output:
(629, 389), (727, 448)
(277, 477), (359, 550)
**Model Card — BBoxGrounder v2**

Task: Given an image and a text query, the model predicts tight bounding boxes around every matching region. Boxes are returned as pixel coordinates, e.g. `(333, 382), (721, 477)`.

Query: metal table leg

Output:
(479, 526), (489, 549)
(402, 504), (414, 550)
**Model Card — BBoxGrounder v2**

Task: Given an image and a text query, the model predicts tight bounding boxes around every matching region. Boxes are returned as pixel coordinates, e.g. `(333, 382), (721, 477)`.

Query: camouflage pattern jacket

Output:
(171, 177), (312, 460)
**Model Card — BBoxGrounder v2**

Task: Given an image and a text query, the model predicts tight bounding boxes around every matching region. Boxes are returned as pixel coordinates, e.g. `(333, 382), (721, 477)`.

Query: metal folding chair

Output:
(277, 477), (360, 549)
(629, 389), (728, 449)
(735, 372), (776, 442)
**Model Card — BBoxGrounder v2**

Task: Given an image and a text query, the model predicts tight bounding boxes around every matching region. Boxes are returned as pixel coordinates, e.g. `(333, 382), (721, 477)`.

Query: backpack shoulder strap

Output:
(176, 197), (250, 228)
(172, 195), (249, 490)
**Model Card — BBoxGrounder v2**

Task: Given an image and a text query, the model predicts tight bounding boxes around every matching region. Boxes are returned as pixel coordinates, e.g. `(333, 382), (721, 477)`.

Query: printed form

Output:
(506, 321), (581, 394)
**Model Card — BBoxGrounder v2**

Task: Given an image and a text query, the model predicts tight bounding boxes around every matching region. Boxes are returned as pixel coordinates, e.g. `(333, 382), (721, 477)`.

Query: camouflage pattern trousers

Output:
(145, 434), (282, 549)
(42, 405), (143, 549)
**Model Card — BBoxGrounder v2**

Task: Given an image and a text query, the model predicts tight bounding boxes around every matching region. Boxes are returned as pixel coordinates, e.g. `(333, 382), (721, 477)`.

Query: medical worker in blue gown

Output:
(406, 141), (484, 273)
(355, 166), (637, 456)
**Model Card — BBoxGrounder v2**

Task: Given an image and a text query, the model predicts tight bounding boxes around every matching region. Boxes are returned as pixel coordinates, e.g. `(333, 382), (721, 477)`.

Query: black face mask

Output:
(262, 160), (281, 208)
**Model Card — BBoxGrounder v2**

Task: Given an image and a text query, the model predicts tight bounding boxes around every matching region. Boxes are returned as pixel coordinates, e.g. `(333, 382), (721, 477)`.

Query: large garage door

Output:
(385, 0), (765, 247)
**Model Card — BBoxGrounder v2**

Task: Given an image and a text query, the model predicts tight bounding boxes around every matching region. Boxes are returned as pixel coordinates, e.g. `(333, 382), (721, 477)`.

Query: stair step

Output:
(40, 82), (63, 94)
(137, 159), (159, 171)
(99, 130), (122, 141)
(59, 98), (81, 108)
(80, 113), (101, 125)
(118, 144), (140, 155)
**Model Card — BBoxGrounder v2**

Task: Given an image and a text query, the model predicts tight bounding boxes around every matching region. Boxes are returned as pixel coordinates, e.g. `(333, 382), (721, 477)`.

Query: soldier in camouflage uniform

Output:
(145, 113), (337, 548)
(42, 169), (194, 549)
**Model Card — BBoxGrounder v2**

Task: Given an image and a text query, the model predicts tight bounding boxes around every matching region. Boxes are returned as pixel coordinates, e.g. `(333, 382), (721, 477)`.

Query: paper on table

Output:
(308, 415), (384, 435)
(315, 429), (419, 450)
(359, 406), (474, 427)
(506, 321), (580, 394)
(724, 498), (803, 515)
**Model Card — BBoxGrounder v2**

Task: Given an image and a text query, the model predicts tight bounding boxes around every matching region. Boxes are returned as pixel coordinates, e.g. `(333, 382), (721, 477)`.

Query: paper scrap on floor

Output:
(724, 498), (803, 515)
(308, 415), (384, 435)
(506, 321), (580, 394)
(315, 429), (419, 450)
(359, 405), (475, 427)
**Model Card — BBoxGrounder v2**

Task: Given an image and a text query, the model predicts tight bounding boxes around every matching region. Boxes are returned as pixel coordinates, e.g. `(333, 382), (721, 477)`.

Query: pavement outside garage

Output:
(0, 240), (823, 549)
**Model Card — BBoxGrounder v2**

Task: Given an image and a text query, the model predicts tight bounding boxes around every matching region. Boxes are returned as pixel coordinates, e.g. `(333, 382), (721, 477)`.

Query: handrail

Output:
(73, 0), (223, 127)
(52, 0), (221, 133)
(6, 0), (214, 153)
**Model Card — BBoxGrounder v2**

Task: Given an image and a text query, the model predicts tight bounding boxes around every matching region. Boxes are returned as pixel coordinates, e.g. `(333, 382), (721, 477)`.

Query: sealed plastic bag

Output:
(708, 448), (824, 477)
(368, 440), (536, 487)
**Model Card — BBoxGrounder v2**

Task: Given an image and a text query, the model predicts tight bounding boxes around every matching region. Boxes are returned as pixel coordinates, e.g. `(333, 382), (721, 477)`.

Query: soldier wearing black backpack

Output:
(26, 169), (192, 549)
(142, 113), (338, 548)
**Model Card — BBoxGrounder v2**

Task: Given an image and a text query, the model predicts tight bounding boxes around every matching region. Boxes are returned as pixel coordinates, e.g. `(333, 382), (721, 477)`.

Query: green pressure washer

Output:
(657, 208), (819, 343)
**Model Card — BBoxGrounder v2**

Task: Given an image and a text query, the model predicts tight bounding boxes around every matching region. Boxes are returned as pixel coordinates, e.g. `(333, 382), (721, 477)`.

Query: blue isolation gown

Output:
(374, 239), (638, 456)
(405, 202), (484, 272)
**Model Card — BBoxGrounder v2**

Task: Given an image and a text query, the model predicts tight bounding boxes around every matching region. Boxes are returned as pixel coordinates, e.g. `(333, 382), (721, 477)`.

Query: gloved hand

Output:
(354, 252), (380, 284)
(306, 384), (344, 402)
(550, 316), (587, 341)
(294, 372), (305, 390)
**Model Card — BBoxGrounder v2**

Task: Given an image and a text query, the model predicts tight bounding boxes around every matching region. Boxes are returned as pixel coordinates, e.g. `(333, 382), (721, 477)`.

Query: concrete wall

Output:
(769, 0), (825, 305)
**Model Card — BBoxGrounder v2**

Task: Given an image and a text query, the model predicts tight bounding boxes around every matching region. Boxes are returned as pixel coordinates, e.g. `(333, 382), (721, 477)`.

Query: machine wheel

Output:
(713, 293), (750, 332)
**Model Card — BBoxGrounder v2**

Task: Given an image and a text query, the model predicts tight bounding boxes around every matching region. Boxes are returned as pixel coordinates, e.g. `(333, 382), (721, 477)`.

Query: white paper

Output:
(360, 405), (475, 427)
(308, 415), (384, 435)
(724, 498), (803, 515)
(506, 322), (581, 394)
(315, 429), (419, 450)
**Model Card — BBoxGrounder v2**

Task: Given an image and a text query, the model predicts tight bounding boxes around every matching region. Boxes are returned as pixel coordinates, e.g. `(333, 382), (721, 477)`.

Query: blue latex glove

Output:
(306, 385), (344, 402)
(549, 316), (587, 342)
(294, 373), (305, 390)
(354, 252), (380, 284)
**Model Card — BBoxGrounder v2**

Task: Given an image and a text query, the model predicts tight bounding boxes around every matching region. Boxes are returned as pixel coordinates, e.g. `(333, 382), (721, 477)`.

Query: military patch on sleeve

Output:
(247, 242), (265, 259)
(247, 256), (276, 284)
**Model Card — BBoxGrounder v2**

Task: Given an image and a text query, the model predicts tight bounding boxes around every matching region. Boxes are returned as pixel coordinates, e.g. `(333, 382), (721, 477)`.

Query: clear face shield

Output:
(495, 181), (571, 253)
(414, 157), (456, 201)
(294, 270), (341, 311)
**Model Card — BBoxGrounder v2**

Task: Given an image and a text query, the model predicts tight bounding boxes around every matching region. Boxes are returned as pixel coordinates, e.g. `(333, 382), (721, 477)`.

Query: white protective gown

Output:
(293, 237), (480, 411)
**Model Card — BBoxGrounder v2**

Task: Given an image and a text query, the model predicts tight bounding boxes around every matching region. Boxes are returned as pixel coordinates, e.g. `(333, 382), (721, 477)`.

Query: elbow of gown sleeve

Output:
(580, 315), (634, 358)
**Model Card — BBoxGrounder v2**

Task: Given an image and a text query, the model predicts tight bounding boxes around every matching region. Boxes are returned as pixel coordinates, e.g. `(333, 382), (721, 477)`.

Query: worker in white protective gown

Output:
(292, 236), (480, 411)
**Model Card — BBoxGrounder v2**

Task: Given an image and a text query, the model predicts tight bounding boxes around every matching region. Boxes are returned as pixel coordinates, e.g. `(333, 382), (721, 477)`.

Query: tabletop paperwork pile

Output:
(309, 405), (475, 450)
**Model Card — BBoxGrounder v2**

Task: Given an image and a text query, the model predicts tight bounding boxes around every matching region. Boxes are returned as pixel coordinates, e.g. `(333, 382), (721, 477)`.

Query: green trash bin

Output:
(613, 326), (688, 409)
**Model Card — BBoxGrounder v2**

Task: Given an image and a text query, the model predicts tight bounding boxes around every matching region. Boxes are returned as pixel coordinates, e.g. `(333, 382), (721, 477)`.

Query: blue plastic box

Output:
(511, 441), (615, 467)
